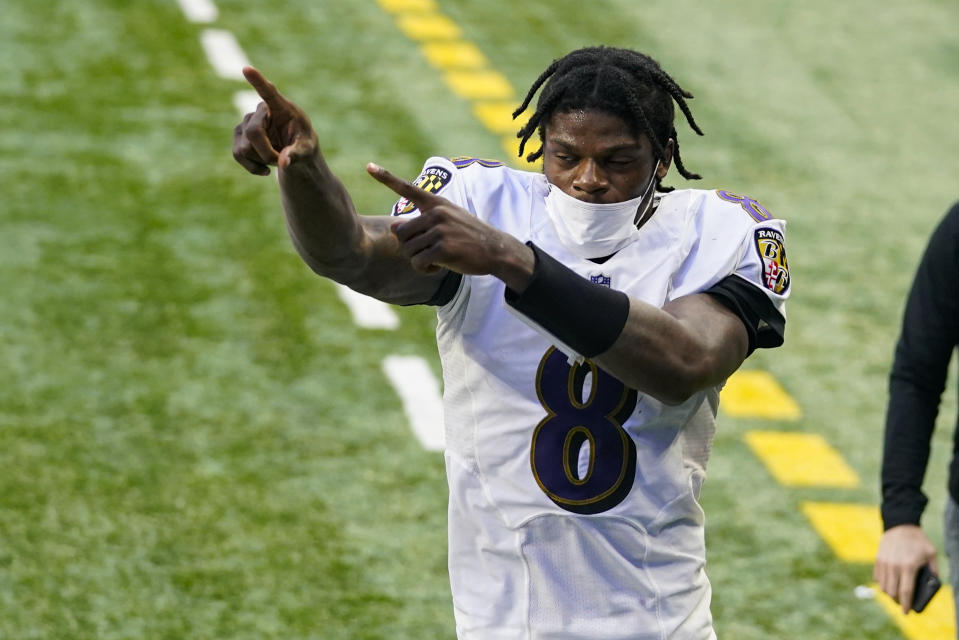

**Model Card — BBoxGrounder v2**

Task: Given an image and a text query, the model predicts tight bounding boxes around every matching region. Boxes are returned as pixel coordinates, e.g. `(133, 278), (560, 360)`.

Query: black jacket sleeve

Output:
(880, 202), (959, 529)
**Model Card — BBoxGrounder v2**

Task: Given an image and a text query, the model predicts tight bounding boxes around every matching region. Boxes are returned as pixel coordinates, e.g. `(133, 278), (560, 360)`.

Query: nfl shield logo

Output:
(590, 274), (612, 287)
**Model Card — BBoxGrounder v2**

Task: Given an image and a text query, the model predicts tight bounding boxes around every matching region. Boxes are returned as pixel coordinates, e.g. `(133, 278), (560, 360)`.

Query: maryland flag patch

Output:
(391, 165), (452, 216)
(754, 228), (789, 294)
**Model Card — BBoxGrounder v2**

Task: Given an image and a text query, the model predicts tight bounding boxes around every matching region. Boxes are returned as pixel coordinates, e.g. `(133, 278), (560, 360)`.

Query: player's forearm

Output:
(505, 243), (746, 405)
(277, 151), (367, 276)
(593, 298), (741, 405)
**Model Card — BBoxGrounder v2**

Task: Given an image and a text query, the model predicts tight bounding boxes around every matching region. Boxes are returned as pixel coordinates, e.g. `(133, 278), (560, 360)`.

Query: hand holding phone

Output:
(912, 564), (941, 613)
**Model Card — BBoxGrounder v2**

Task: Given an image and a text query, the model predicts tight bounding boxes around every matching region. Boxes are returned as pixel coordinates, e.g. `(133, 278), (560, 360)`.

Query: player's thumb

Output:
(278, 133), (317, 169)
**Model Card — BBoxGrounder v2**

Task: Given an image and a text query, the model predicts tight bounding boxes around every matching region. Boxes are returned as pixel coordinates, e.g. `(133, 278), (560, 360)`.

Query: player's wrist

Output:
(278, 147), (338, 195)
(490, 234), (535, 293)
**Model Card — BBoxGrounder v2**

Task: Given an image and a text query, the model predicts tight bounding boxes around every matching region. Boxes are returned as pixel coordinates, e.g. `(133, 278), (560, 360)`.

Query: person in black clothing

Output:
(875, 201), (959, 620)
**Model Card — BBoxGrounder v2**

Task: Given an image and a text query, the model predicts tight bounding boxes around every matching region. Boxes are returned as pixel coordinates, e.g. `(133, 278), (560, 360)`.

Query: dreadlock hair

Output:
(513, 46), (703, 191)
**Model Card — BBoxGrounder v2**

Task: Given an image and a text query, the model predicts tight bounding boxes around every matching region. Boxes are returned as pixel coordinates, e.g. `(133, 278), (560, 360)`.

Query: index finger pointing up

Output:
(242, 66), (285, 111)
(366, 162), (444, 210)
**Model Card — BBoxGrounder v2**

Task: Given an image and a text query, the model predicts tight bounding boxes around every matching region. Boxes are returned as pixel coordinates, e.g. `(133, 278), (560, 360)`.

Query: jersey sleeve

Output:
(668, 190), (789, 349)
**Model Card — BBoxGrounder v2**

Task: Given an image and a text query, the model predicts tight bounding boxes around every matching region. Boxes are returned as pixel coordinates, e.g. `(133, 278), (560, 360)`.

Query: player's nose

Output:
(571, 159), (608, 199)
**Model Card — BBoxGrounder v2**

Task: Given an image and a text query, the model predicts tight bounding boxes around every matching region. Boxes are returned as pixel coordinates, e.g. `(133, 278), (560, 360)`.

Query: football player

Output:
(233, 46), (789, 639)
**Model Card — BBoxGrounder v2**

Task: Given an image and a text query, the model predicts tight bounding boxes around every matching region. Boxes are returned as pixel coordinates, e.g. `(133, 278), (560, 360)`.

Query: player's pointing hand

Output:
(232, 67), (319, 175)
(366, 162), (447, 212)
(366, 162), (534, 288)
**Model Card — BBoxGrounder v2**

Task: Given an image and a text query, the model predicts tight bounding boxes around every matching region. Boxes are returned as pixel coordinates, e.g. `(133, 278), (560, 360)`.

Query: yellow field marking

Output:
(800, 502), (880, 563)
(374, 0), (536, 169)
(722, 369), (801, 420)
(874, 583), (955, 639)
(422, 41), (487, 69)
(473, 102), (519, 133)
(501, 135), (541, 171)
(745, 430), (859, 488)
(396, 14), (461, 40)
(445, 70), (514, 100)
(376, 0), (437, 11)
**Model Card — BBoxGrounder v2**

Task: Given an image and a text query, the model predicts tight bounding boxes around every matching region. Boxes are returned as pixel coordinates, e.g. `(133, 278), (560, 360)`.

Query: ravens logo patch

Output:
(391, 165), (452, 216)
(754, 228), (789, 294)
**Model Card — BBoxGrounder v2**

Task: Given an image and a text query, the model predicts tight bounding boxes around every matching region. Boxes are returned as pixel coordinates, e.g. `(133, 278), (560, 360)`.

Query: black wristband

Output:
(504, 242), (630, 358)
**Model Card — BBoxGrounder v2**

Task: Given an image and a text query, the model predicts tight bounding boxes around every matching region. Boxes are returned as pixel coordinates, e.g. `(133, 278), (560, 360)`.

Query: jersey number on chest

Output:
(531, 347), (638, 514)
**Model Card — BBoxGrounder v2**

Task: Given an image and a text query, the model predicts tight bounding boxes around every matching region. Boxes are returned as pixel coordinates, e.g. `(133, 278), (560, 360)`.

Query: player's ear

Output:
(658, 139), (675, 179)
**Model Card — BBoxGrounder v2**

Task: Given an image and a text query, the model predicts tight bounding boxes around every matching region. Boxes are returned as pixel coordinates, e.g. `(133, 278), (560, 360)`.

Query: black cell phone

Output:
(912, 565), (942, 613)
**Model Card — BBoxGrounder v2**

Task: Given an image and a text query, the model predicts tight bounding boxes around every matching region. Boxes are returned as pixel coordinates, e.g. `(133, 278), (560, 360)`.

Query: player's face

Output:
(542, 109), (672, 204)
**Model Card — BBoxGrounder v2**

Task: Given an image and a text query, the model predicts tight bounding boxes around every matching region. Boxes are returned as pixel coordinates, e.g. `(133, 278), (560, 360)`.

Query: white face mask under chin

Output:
(545, 163), (660, 260)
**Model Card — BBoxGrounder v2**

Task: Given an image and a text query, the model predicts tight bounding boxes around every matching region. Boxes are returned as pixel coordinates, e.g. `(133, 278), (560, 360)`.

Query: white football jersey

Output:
(393, 156), (789, 640)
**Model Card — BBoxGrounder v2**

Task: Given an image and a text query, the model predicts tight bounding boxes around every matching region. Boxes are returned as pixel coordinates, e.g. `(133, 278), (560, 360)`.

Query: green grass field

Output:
(5, 0), (959, 638)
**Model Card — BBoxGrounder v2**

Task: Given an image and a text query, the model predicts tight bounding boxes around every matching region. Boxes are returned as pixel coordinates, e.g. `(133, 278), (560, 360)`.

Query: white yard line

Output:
(233, 90), (261, 116)
(335, 284), (400, 330)
(382, 355), (446, 451)
(187, 7), (439, 457)
(176, 0), (448, 463)
(177, 0), (219, 23)
(200, 29), (249, 80)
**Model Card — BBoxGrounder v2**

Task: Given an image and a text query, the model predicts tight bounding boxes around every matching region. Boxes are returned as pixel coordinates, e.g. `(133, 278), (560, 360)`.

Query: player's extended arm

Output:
(231, 68), (446, 304)
(369, 166), (747, 405)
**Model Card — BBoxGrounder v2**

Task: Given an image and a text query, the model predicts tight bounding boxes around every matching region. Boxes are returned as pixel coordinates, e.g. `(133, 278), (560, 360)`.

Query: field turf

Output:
(4, 1), (959, 637)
